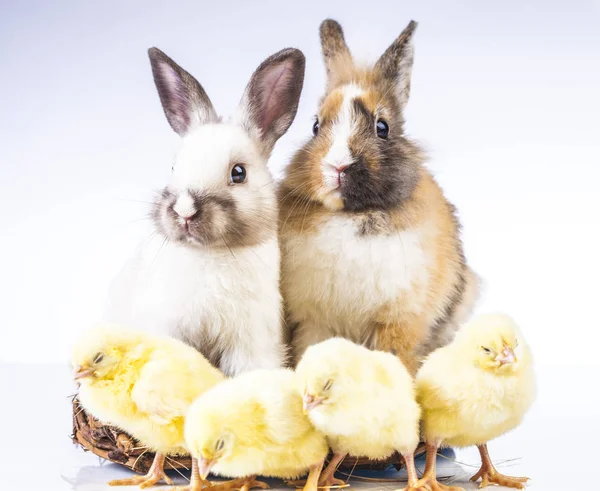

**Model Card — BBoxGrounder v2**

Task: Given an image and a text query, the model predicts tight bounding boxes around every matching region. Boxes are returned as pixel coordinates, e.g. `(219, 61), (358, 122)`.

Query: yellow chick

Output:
(414, 313), (536, 491)
(72, 325), (224, 489)
(184, 368), (329, 491)
(295, 338), (423, 491)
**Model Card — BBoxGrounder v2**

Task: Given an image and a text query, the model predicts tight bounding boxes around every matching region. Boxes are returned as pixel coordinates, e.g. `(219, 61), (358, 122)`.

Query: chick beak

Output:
(73, 366), (94, 380)
(303, 394), (322, 414)
(198, 457), (216, 480)
(496, 347), (517, 365)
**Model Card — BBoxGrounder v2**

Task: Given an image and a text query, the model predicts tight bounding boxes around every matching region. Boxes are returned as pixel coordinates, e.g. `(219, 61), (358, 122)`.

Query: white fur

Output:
(322, 84), (363, 189)
(282, 215), (433, 356)
(173, 124), (265, 192)
(105, 235), (283, 375)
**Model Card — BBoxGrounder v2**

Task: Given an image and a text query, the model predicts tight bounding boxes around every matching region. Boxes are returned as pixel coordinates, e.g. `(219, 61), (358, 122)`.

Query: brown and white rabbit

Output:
(105, 47), (305, 376)
(279, 20), (479, 373)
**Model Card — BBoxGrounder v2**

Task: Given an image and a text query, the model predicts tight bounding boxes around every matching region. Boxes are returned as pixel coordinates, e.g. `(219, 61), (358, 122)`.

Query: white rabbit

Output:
(104, 47), (306, 376)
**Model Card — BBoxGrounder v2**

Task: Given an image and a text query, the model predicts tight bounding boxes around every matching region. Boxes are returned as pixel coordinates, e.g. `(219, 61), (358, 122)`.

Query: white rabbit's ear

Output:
(237, 48), (306, 155)
(319, 19), (353, 79)
(148, 47), (218, 136)
(374, 20), (418, 111)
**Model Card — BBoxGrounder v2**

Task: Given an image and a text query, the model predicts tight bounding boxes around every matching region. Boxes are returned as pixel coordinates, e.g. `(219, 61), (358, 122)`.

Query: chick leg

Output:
(302, 461), (325, 491)
(174, 457), (212, 491)
(287, 453), (346, 489)
(317, 453), (347, 488)
(470, 444), (529, 489)
(413, 442), (464, 491)
(394, 452), (420, 491)
(109, 452), (174, 488)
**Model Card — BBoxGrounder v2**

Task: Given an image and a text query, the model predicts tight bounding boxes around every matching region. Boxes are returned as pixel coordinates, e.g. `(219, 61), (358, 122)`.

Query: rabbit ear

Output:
(374, 20), (418, 111)
(148, 47), (218, 136)
(237, 48), (306, 155)
(320, 19), (353, 78)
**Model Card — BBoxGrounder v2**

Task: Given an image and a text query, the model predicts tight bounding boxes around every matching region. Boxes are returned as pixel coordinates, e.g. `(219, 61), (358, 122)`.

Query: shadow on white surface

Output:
(58, 447), (522, 491)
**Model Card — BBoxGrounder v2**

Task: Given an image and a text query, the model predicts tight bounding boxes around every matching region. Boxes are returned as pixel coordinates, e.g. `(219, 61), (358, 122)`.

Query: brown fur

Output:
(279, 20), (479, 369)
(372, 170), (477, 372)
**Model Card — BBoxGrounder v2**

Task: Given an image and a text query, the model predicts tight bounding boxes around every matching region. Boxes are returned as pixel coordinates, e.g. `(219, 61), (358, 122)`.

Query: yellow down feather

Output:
(416, 313), (536, 447)
(185, 369), (328, 479)
(72, 325), (224, 455)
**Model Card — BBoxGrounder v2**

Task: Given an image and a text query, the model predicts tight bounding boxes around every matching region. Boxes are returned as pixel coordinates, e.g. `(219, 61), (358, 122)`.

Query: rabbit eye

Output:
(230, 164), (246, 184)
(93, 353), (104, 364)
(376, 119), (389, 139)
(312, 120), (319, 136)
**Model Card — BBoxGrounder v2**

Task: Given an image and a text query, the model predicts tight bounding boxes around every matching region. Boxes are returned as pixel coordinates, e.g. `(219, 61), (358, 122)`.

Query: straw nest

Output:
(71, 397), (425, 475)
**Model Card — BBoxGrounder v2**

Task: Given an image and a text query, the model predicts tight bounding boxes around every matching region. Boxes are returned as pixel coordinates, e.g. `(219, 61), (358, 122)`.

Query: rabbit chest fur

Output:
(282, 214), (432, 345)
(106, 236), (284, 375)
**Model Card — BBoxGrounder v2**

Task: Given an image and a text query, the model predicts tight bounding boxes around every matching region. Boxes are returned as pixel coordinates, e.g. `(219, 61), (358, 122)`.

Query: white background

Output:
(1, 0), (599, 367)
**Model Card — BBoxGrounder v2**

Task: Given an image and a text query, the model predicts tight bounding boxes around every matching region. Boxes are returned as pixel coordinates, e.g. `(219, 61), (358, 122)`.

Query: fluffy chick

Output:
(72, 325), (224, 489)
(295, 338), (423, 491)
(184, 369), (328, 491)
(415, 313), (536, 491)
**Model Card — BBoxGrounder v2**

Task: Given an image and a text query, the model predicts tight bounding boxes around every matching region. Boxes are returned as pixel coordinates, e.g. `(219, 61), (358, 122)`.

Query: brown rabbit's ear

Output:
(374, 20), (418, 110)
(148, 47), (218, 136)
(237, 48), (306, 156)
(320, 19), (353, 79)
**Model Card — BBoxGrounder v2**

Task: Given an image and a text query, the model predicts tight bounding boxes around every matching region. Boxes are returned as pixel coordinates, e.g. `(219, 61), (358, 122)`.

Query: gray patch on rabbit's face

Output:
(307, 87), (423, 212)
(152, 187), (276, 248)
(337, 97), (420, 212)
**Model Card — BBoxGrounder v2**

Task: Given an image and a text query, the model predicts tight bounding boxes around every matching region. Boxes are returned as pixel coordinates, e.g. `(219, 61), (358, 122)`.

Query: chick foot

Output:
(287, 453), (347, 489)
(174, 457), (213, 491)
(209, 476), (269, 491)
(470, 469), (528, 490)
(174, 479), (212, 491)
(288, 477), (346, 489)
(394, 452), (426, 491)
(240, 479), (270, 491)
(109, 453), (174, 488)
(413, 443), (464, 491)
(413, 472), (463, 491)
(471, 444), (529, 490)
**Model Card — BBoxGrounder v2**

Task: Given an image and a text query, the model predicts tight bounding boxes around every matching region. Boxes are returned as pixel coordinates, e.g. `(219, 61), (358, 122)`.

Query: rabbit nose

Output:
(327, 163), (349, 187)
(328, 163), (349, 174)
(177, 212), (196, 221)
(173, 192), (198, 220)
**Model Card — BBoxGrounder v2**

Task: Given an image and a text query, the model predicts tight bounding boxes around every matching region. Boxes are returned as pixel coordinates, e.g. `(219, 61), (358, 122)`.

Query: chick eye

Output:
(215, 439), (225, 452)
(481, 347), (492, 354)
(93, 352), (104, 364)
(230, 164), (246, 184)
(312, 120), (319, 136)
(515, 339), (519, 348)
(376, 119), (389, 139)
(323, 379), (333, 391)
